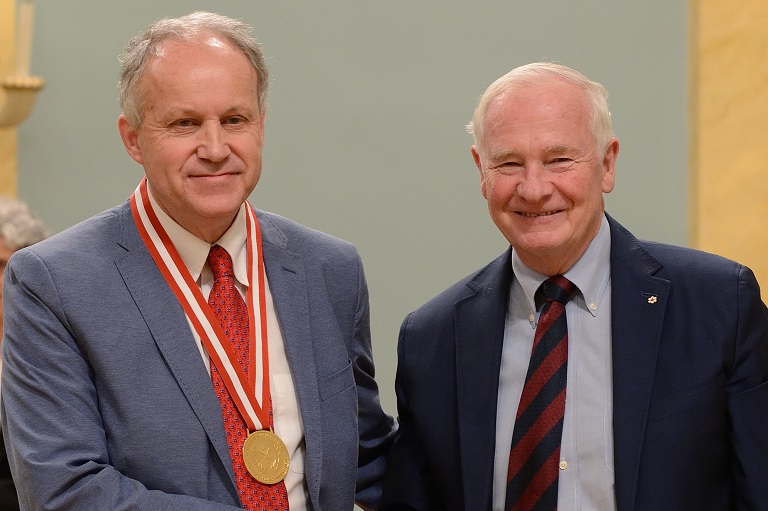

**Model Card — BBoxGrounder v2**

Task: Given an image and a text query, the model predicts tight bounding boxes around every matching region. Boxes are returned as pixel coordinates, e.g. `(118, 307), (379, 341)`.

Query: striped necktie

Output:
(505, 275), (576, 511)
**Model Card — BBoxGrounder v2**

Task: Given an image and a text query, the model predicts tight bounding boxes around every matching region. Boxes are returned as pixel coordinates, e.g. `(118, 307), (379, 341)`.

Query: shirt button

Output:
(559, 459), (568, 470)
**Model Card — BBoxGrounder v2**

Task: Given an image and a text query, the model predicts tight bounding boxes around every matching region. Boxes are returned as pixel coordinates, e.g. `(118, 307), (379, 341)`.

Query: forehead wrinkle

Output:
(167, 103), (255, 115)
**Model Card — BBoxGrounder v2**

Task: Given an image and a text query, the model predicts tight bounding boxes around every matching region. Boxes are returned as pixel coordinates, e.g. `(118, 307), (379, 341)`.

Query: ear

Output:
(471, 145), (488, 199)
(118, 115), (144, 165)
(600, 137), (619, 193)
(258, 110), (267, 139)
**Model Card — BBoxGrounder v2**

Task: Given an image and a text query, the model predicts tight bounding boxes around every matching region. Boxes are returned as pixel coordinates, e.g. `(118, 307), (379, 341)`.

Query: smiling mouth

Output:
(192, 172), (237, 178)
(518, 210), (561, 218)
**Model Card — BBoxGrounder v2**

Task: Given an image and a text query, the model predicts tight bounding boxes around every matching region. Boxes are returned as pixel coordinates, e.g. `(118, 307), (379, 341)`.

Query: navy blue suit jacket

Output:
(1, 201), (396, 510)
(381, 214), (768, 510)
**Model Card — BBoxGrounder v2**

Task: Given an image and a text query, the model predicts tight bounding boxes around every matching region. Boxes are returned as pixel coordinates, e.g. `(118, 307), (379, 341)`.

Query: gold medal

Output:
(242, 430), (290, 484)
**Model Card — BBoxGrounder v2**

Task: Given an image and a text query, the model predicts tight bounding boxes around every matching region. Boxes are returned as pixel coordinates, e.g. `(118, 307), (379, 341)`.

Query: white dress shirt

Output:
(147, 184), (309, 509)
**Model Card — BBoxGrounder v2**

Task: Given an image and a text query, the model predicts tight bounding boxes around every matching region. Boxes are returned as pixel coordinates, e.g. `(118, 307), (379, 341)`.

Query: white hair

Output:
(0, 196), (49, 250)
(467, 62), (614, 153)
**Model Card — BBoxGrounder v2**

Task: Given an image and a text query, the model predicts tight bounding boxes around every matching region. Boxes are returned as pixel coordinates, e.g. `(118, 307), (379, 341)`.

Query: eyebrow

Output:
(488, 145), (579, 163)
(488, 149), (523, 163)
(548, 144), (579, 155)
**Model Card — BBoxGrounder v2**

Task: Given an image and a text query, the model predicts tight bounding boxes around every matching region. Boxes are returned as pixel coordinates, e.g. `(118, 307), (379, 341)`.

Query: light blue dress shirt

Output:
(493, 215), (616, 511)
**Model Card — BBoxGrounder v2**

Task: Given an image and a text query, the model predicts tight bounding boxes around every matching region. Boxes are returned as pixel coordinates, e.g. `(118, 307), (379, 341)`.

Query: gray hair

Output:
(0, 196), (49, 251)
(467, 62), (614, 153)
(118, 11), (269, 129)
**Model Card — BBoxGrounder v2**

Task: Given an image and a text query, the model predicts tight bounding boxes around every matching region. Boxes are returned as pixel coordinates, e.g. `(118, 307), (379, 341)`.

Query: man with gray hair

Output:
(1, 12), (395, 511)
(381, 62), (768, 510)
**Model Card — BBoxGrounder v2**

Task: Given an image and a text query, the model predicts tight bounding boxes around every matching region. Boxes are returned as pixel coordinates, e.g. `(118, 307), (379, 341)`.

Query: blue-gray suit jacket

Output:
(381, 214), (768, 510)
(1, 200), (396, 510)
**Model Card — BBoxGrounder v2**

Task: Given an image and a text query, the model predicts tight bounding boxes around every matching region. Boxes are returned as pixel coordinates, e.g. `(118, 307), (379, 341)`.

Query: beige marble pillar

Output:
(0, 0), (18, 196)
(690, 0), (768, 292)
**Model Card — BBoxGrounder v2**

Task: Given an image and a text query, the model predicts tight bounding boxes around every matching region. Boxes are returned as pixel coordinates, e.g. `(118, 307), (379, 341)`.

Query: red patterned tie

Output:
(207, 245), (289, 510)
(506, 275), (576, 511)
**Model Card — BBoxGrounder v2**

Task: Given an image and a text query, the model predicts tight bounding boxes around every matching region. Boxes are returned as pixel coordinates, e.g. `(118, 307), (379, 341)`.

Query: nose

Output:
(196, 121), (231, 162)
(516, 165), (552, 202)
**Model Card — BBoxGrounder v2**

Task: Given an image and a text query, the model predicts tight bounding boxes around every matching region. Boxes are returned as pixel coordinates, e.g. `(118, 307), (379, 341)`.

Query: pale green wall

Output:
(17, 1), (688, 414)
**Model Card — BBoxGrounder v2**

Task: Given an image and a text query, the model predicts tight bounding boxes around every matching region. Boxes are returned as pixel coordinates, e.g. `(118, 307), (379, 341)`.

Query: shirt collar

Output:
(146, 181), (249, 287)
(511, 214), (611, 317)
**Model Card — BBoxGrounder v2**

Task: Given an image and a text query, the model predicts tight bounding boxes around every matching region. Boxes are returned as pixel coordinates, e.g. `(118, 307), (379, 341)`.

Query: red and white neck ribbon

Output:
(130, 177), (272, 432)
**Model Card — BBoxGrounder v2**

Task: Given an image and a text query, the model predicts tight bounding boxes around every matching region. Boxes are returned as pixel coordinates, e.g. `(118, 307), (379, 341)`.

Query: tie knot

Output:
(539, 275), (577, 304)
(207, 245), (234, 280)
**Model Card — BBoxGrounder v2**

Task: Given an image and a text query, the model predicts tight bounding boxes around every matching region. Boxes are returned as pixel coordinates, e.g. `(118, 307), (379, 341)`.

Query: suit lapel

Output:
(256, 211), (323, 508)
(455, 249), (512, 510)
(607, 216), (670, 511)
(113, 204), (236, 485)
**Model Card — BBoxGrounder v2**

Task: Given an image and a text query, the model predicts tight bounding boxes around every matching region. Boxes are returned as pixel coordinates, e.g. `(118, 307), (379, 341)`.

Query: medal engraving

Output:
(243, 430), (290, 484)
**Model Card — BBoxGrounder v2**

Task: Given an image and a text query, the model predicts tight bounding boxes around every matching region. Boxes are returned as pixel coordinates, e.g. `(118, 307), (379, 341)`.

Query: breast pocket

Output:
(318, 360), (354, 402)
(650, 374), (726, 421)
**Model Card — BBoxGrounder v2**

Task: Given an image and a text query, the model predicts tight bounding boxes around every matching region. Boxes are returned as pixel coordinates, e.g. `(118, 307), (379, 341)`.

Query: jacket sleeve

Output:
(349, 251), (398, 510)
(726, 265), (768, 510)
(379, 313), (443, 511)
(0, 249), (242, 511)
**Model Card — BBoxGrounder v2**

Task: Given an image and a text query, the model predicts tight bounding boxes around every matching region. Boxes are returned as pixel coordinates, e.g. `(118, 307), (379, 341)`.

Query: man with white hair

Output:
(381, 62), (768, 510)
